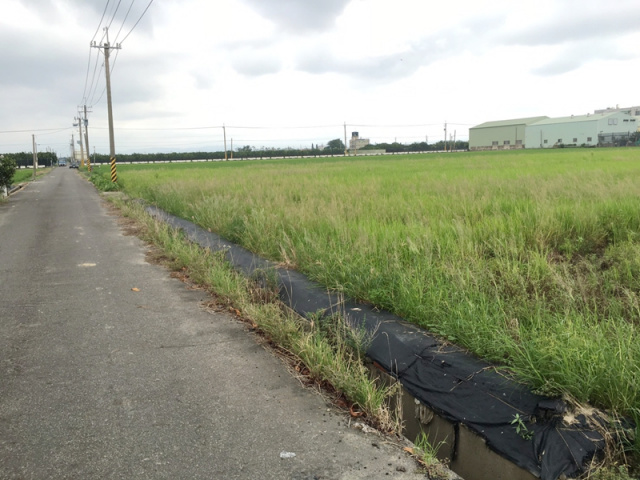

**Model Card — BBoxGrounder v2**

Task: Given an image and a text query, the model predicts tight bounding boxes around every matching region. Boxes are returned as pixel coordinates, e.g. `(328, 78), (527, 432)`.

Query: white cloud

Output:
(0, 0), (638, 156)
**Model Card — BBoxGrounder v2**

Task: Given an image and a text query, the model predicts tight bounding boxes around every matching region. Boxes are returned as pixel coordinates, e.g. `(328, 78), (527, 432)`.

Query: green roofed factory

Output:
(470, 106), (640, 150)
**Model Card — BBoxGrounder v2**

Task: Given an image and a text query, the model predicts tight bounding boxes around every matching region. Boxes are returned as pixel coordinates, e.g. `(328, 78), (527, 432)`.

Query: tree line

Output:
(0, 151), (59, 168)
(2, 138), (470, 168)
(86, 139), (469, 164)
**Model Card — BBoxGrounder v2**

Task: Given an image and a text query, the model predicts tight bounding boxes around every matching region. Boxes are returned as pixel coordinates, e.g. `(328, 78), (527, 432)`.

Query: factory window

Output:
(624, 119), (629, 122)
(544, 139), (548, 144)
(573, 138), (577, 142)
(516, 140), (523, 145)
(587, 137), (592, 142)
(492, 141), (498, 146)
(608, 118), (618, 125)
(504, 140), (510, 145)
(558, 139), (562, 143)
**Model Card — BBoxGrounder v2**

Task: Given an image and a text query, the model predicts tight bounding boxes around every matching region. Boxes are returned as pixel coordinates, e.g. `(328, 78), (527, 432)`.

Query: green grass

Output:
(91, 149), (640, 425)
(109, 197), (400, 432)
(12, 169), (38, 183)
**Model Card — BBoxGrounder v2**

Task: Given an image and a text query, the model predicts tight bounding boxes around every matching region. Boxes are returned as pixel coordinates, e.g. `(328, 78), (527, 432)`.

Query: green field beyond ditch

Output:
(104, 149), (640, 420)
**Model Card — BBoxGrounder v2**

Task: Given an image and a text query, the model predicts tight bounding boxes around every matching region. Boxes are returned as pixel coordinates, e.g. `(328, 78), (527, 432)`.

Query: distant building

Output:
(525, 111), (637, 148)
(594, 105), (640, 117)
(349, 132), (370, 151)
(469, 117), (548, 151)
(470, 108), (639, 150)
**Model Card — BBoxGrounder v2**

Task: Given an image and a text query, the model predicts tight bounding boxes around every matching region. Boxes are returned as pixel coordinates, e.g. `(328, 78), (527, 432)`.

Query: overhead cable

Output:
(119, 0), (155, 44)
(113, 0), (137, 44)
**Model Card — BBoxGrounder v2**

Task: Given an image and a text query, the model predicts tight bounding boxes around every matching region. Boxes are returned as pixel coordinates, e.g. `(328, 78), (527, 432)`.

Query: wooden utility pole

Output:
(343, 122), (348, 156)
(223, 125), (228, 161)
(83, 105), (92, 172)
(92, 27), (121, 182)
(32, 135), (37, 180)
(444, 122), (448, 152)
(75, 114), (85, 167)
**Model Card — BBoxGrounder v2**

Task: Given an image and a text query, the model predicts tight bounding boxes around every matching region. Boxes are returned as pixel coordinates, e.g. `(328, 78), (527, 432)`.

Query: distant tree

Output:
(325, 138), (345, 153)
(37, 151), (58, 167)
(0, 154), (17, 192)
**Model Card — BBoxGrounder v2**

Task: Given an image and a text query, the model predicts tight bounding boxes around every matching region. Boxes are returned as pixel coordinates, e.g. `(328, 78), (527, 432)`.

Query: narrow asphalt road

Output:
(0, 168), (423, 479)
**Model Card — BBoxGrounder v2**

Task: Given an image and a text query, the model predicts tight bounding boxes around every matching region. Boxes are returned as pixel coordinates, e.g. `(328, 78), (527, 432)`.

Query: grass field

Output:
(94, 148), (640, 424)
(12, 169), (37, 183)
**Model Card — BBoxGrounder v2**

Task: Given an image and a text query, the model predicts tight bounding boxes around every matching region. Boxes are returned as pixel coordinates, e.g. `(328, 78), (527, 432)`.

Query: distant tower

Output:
(349, 132), (370, 151)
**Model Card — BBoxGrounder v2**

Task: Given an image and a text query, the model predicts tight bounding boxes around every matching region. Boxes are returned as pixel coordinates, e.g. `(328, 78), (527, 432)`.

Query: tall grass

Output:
(106, 149), (640, 418)
(110, 198), (399, 430)
(12, 169), (38, 183)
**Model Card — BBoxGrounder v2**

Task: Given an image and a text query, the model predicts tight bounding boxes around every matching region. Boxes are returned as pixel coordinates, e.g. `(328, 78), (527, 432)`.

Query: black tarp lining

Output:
(145, 205), (616, 480)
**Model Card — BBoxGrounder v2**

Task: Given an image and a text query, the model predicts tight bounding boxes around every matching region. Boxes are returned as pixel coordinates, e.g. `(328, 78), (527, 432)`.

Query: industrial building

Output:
(349, 132), (370, 151)
(524, 111), (637, 148)
(594, 105), (640, 117)
(470, 108), (639, 150)
(469, 117), (548, 151)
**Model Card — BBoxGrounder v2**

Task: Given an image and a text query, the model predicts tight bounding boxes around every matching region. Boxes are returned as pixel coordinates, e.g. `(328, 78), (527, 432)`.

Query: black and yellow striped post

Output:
(110, 156), (117, 183)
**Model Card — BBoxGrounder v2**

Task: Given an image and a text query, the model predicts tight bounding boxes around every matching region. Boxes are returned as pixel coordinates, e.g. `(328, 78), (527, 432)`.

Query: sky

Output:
(0, 0), (639, 157)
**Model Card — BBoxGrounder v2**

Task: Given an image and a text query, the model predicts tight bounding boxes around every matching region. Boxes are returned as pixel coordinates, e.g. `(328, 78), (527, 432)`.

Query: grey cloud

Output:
(295, 31), (473, 82)
(292, 12), (508, 82)
(229, 49), (283, 77)
(19, 0), (157, 43)
(531, 57), (583, 76)
(296, 47), (428, 81)
(239, 0), (350, 33)
(0, 27), (80, 89)
(531, 39), (637, 76)
(108, 53), (176, 104)
(503, 5), (640, 46)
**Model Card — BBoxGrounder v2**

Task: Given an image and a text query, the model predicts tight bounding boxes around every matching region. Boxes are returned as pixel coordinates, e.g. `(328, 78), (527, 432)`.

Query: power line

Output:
(350, 123), (442, 128)
(0, 127), (72, 134)
(83, 0), (113, 105)
(119, 0), (154, 44)
(106, 0), (123, 30)
(85, 48), (104, 105)
(91, 0), (111, 43)
(80, 48), (94, 104)
(113, 0), (137, 44)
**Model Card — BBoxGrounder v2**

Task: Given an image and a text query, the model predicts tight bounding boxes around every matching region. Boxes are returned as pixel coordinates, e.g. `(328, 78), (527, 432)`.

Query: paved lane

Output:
(0, 169), (421, 479)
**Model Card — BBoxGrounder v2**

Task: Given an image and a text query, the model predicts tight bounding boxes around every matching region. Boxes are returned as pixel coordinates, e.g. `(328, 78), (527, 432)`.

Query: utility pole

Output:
(32, 135), (37, 180)
(343, 122), (348, 156)
(83, 105), (92, 172)
(223, 125), (228, 161)
(453, 130), (456, 151)
(74, 115), (85, 168)
(92, 27), (121, 182)
(70, 134), (76, 162)
(444, 122), (448, 152)
(230, 138), (233, 160)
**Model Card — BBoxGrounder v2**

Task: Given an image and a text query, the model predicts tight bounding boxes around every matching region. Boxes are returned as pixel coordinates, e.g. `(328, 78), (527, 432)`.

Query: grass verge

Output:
(12, 167), (51, 184)
(106, 194), (401, 434)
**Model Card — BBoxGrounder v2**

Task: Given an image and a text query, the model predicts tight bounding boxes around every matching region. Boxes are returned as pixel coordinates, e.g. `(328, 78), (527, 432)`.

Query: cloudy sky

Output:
(1, 0), (639, 156)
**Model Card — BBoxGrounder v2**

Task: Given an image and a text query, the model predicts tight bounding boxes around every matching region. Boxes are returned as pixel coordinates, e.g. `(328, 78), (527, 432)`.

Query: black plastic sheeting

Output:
(146, 205), (614, 480)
